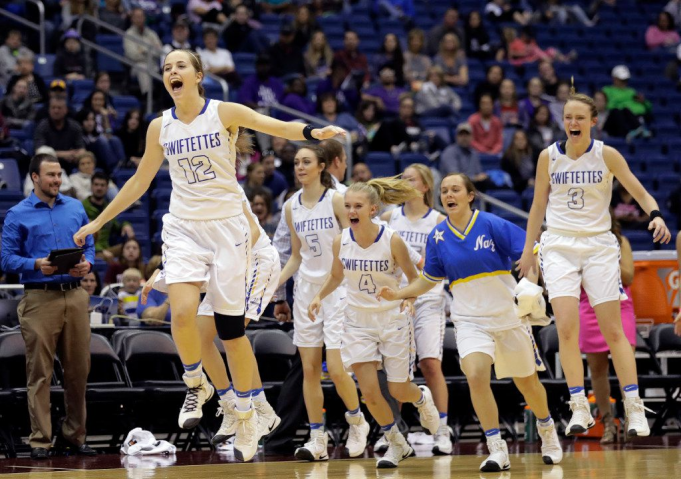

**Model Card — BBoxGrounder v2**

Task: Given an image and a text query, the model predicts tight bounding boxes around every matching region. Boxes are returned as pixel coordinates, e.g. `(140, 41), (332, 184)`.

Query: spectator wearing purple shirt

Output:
(237, 54), (285, 108)
(315, 58), (360, 113)
(279, 76), (316, 121)
(261, 151), (288, 201)
(361, 66), (406, 116)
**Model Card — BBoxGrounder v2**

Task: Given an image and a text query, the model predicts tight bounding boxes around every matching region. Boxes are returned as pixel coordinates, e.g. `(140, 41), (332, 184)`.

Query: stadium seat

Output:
(0, 159), (22, 192)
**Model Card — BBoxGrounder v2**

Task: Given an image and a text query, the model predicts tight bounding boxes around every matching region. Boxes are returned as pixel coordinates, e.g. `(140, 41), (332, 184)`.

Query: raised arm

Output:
(517, 148), (550, 277)
(308, 235), (345, 321)
(73, 118), (165, 246)
(219, 102), (345, 141)
(604, 145), (671, 244)
(277, 201), (302, 287)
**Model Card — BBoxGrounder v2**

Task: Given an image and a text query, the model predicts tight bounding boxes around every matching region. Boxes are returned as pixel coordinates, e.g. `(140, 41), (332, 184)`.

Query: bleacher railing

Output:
(478, 192), (532, 221)
(0, 0), (46, 56)
(76, 15), (229, 115)
(268, 102), (353, 183)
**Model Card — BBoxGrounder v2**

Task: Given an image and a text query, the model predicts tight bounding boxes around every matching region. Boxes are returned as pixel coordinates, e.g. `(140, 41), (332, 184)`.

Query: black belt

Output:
(24, 281), (81, 291)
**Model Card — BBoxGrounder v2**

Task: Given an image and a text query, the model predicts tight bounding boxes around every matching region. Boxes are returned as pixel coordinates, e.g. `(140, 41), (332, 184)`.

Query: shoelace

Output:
(488, 440), (505, 454)
(182, 386), (201, 412)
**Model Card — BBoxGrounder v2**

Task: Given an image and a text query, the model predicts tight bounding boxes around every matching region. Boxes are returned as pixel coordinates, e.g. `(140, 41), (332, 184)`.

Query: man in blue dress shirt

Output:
(0, 153), (96, 460)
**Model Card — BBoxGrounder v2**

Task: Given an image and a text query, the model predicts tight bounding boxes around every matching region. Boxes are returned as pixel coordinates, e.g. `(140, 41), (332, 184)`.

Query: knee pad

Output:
(214, 312), (246, 340)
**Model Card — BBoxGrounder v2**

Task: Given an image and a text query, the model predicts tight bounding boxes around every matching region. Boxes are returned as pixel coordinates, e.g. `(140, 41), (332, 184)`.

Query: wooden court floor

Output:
(0, 439), (679, 479)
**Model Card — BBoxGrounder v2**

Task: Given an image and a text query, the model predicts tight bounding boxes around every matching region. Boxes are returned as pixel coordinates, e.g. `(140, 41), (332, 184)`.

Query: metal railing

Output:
(0, 0), (45, 56)
(268, 102), (354, 183)
(76, 14), (229, 114)
(478, 192), (531, 220)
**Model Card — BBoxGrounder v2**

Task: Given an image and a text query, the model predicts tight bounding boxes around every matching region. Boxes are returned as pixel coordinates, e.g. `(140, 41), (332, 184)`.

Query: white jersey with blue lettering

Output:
(546, 140), (613, 234)
(388, 206), (445, 297)
(290, 189), (342, 284)
(340, 225), (402, 312)
(159, 99), (241, 220)
(240, 186), (270, 252)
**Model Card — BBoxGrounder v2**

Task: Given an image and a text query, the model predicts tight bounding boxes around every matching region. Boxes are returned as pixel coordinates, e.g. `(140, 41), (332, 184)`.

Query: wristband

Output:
(649, 210), (663, 221)
(302, 124), (318, 142)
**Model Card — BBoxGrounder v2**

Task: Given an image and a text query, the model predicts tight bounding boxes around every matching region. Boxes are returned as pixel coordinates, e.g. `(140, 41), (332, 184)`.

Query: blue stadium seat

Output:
(34, 54), (55, 78)
(152, 188), (172, 210)
(112, 95), (141, 117)
(657, 174), (681, 193)
(113, 169), (136, 188)
(623, 230), (654, 251)
(487, 190), (522, 211)
(0, 159), (22, 192)
(399, 153), (429, 171)
(96, 35), (126, 73)
(480, 154), (500, 171)
(646, 157), (677, 175)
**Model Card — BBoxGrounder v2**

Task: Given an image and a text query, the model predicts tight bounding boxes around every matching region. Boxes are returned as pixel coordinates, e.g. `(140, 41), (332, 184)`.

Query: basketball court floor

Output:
(0, 437), (678, 478)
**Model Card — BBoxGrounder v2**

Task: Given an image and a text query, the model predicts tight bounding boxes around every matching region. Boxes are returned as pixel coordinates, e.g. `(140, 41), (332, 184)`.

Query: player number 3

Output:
(567, 187), (585, 210)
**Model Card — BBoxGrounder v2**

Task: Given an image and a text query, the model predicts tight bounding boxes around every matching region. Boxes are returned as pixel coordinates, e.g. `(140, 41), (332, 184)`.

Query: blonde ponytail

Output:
(348, 175), (421, 206)
(235, 128), (254, 155)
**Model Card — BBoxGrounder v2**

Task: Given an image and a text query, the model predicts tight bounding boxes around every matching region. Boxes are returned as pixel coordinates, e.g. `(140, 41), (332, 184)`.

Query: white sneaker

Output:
(376, 425), (413, 468)
(624, 397), (651, 437)
(432, 425), (453, 455)
(565, 395), (595, 436)
(345, 412), (370, 457)
(254, 400), (281, 439)
(211, 398), (237, 445)
(374, 433), (389, 453)
(233, 406), (259, 462)
(295, 429), (329, 461)
(415, 386), (440, 435)
(479, 438), (511, 472)
(178, 373), (214, 429)
(537, 421), (563, 465)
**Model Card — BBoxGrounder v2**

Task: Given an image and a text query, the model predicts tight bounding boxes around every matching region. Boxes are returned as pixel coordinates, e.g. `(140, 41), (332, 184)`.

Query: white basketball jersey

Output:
(290, 189), (342, 284)
(339, 226), (402, 312)
(159, 99), (241, 220)
(546, 140), (613, 234)
(389, 207), (445, 296)
(240, 186), (270, 251)
(332, 176), (348, 193)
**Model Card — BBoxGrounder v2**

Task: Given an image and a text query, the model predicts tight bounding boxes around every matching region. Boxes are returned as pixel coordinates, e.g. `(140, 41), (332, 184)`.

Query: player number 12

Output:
(178, 155), (216, 184)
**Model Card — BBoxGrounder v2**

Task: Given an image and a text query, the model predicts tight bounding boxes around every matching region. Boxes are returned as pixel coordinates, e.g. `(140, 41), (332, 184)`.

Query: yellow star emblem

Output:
(434, 229), (444, 244)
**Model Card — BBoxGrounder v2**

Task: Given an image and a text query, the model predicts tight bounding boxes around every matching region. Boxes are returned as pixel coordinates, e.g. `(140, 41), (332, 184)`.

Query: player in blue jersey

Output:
(309, 177), (441, 469)
(377, 173), (562, 472)
(74, 49), (345, 462)
(516, 86), (671, 438)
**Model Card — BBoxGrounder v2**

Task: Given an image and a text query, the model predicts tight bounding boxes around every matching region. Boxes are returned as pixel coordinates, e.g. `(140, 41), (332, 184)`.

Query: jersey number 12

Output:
(178, 155), (216, 184)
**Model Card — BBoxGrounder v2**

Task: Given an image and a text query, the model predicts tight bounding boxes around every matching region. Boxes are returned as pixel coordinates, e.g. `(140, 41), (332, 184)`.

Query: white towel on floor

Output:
(121, 428), (177, 456)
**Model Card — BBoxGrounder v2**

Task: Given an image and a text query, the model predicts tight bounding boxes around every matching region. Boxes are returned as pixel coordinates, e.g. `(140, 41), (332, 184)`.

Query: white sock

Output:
(623, 384), (639, 399)
(569, 386), (586, 398)
(235, 390), (252, 412)
(251, 388), (267, 403)
(485, 428), (501, 443)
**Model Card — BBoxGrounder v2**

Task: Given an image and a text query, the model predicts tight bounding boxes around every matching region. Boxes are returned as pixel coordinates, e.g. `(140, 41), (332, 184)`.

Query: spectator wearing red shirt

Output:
(468, 94), (503, 155)
(332, 31), (370, 87)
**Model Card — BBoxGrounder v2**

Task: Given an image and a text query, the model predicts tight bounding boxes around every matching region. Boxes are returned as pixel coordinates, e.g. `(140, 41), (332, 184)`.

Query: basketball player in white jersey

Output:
(516, 84), (671, 438)
(378, 164), (452, 455)
(143, 187), (282, 445)
(277, 145), (369, 461)
(309, 178), (440, 468)
(73, 49), (345, 462)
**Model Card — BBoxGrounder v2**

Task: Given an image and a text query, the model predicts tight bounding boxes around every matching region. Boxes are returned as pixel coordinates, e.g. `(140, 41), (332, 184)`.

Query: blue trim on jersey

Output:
(319, 188), (328, 202)
(423, 208), (433, 218)
(298, 188), (328, 205)
(556, 138), (594, 156)
(171, 99), (211, 120)
(374, 225), (385, 243)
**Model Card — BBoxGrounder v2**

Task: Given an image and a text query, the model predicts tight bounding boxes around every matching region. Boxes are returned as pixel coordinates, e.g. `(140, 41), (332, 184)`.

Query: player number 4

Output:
(359, 274), (376, 294)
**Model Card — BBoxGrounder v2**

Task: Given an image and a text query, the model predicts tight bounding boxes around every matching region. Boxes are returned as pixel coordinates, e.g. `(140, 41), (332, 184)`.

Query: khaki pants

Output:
(18, 287), (91, 449)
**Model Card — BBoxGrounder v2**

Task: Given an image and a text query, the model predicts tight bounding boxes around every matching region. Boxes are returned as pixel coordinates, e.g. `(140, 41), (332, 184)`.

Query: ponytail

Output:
(235, 128), (253, 155)
(564, 75), (598, 119)
(347, 175), (421, 207)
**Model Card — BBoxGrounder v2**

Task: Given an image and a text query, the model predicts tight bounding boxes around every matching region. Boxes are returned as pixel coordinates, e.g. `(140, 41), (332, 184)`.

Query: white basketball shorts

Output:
(292, 278), (345, 349)
(539, 231), (625, 306)
(341, 306), (415, 383)
(161, 213), (250, 316)
(198, 243), (280, 321)
(455, 320), (545, 379)
(413, 295), (446, 362)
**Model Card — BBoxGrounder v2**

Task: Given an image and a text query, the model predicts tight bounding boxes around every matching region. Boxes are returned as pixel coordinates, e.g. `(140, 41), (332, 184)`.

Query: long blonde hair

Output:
(347, 176), (421, 207)
(404, 164), (434, 207)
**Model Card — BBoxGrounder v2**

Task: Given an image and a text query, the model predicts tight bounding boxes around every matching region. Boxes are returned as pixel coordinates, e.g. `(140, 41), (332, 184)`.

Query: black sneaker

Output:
(30, 447), (49, 460)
